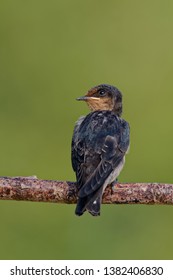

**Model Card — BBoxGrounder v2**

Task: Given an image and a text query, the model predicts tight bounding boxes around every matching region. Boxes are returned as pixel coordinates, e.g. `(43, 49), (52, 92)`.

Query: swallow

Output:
(71, 84), (130, 216)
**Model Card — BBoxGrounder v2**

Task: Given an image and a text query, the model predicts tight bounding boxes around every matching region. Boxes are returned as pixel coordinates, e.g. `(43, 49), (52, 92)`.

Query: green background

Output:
(0, 0), (173, 259)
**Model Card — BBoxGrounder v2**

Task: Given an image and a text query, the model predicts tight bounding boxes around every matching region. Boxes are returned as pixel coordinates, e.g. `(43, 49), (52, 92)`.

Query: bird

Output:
(71, 84), (130, 216)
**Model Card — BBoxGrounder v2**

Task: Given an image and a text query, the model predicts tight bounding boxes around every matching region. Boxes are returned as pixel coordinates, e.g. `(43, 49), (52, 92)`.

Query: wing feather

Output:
(71, 111), (130, 216)
(78, 135), (125, 197)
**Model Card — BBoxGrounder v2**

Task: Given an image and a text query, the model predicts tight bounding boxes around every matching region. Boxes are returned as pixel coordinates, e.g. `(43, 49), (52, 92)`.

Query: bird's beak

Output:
(76, 96), (88, 101)
(76, 96), (100, 101)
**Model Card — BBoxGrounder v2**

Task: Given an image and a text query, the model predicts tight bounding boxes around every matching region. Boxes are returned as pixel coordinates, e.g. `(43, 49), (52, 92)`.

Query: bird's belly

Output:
(103, 157), (125, 190)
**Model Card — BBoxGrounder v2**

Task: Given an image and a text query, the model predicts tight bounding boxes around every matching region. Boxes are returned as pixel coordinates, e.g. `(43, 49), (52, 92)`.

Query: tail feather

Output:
(75, 187), (104, 216)
(86, 195), (101, 216)
(75, 197), (87, 216)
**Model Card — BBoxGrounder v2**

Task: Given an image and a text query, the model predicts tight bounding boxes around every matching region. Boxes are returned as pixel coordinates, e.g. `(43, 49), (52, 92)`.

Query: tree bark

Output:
(0, 176), (173, 205)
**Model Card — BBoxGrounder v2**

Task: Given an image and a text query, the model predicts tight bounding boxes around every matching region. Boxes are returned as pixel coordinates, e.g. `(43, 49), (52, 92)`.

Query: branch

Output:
(0, 176), (173, 205)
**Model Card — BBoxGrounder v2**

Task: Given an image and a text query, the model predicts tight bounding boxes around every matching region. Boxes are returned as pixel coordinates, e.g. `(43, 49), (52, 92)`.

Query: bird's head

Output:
(76, 84), (123, 116)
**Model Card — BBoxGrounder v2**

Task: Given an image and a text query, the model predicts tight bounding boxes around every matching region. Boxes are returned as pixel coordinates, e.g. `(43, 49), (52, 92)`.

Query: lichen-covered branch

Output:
(0, 176), (173, 205)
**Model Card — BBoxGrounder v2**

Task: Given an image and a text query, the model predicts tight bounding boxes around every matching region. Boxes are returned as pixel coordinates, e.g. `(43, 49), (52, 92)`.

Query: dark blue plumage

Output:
(71, 84), (130, 216)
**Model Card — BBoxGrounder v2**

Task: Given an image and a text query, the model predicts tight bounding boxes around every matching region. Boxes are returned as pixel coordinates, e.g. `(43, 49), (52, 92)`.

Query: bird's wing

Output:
(78, 120), (130, 198)
(71, 116), (85, 172)
(71, 116), (87, 189)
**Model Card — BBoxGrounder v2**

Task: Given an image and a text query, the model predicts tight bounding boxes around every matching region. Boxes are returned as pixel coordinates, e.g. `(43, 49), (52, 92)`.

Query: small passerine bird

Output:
(71, 84), (130, 216)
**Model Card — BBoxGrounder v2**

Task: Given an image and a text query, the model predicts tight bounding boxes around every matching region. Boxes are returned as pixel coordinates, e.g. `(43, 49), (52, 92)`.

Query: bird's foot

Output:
(110, 178), (119, 192)
(110, 178), (118, 187)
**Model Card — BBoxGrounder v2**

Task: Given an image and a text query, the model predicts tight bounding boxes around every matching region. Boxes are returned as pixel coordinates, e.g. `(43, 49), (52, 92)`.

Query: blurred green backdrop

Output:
(0, 0), (173, 260)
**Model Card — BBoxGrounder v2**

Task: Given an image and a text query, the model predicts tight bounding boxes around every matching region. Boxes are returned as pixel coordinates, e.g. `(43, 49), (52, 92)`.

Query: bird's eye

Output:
(99, 89), (106, 97)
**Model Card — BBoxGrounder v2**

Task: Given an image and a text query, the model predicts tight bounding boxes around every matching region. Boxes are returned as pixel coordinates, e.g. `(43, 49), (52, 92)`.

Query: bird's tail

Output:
(75, 197), (87, 216)
(86, 194), (102, 216)
(75, 187), (103, 216)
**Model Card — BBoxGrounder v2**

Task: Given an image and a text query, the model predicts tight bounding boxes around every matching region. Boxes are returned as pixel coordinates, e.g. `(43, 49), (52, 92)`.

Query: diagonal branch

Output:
(0, 176), (173, 205)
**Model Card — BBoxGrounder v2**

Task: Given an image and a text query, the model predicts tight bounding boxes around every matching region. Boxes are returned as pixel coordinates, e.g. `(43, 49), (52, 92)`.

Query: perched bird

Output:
(71, 84), (130, 216)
